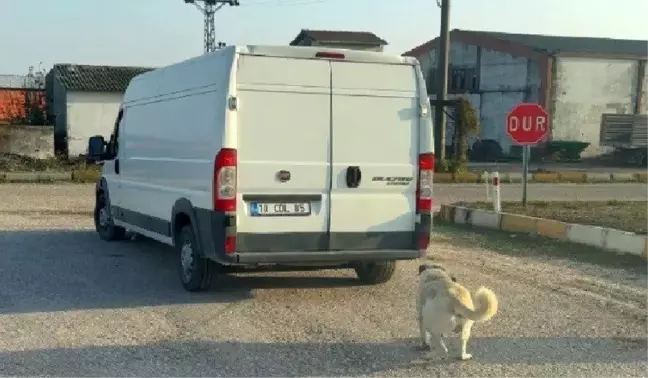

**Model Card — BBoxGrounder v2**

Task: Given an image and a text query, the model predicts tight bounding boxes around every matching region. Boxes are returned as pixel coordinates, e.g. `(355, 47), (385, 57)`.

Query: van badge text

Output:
(371, 176), (413, 186)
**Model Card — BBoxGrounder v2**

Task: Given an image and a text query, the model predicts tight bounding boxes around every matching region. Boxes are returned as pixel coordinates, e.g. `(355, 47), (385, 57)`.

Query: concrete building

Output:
(403, 29), (648, 157)
(290, 29), (388, 52)
(46, 64), (152, 157)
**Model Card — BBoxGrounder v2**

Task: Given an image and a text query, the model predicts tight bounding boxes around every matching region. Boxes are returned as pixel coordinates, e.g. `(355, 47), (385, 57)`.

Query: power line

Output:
(240, 0), (332, 6)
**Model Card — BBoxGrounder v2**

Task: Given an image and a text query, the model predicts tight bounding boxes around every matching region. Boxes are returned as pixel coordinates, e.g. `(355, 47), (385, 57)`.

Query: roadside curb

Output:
(437, 204), (648, 260)
(435, 171), (647, 184)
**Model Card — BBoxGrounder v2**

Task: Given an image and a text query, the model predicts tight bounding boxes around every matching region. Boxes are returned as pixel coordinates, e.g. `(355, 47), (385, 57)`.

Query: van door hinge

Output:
(228, 96), (238, 111)
(419, 103), (429, 118)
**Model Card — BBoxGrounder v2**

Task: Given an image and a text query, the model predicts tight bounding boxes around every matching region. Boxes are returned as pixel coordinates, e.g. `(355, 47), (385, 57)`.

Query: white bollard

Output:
(483, 171), (491, 200)
(492, 171), (501, 212)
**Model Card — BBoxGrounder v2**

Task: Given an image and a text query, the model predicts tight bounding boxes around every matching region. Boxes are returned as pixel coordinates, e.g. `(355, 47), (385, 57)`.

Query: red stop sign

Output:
(506, 103), (549, 145)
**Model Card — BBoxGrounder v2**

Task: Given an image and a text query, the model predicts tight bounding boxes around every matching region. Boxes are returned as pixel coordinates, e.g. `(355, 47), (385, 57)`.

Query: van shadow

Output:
(1, 337), (645, 376)
(0, 230), (363, 315)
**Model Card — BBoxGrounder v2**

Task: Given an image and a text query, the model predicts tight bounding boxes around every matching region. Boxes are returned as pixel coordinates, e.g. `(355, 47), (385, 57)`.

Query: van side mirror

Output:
(87, 135), (109, 162)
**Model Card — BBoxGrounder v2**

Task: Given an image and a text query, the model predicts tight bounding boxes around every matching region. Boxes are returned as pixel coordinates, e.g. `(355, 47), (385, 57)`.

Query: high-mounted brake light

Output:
(416, 153), (434, 214)
(315, 52), (345, 59)
(213, 148), (237, 212)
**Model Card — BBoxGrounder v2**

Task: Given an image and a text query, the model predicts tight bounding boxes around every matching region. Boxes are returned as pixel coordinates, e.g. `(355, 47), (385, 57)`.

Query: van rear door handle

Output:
(345, 166), (361, 188)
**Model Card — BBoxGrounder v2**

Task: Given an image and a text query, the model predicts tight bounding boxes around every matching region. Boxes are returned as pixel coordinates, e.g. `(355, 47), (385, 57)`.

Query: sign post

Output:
(506, 103), (550, 207)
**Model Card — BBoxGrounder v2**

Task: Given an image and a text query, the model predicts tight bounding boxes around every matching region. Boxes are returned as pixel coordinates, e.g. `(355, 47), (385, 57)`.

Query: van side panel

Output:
(117, 51), (235, 236)
(329, 62), (419, 250)
(235, 56), (331, 252)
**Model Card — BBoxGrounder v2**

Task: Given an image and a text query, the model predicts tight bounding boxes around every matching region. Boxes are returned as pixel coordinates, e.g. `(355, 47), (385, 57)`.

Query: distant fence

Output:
(0, 125), (54, 159)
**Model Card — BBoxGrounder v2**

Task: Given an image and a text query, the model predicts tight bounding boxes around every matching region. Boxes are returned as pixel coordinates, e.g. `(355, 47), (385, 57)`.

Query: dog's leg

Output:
(436, 335), (449, 359)
(458, 320), (474, 361)
(418, 315), (431, 350)
(424, 334), (448, 360)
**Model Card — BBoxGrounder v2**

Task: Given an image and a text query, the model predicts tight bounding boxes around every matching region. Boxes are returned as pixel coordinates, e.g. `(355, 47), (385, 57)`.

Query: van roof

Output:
(125, 45), (419, 97)
(233, 45), (418, 65)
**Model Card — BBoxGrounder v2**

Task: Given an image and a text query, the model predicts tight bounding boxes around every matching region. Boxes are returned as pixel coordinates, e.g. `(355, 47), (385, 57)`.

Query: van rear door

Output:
(235, 55), (331, 252)
(329, 61), (419, 251)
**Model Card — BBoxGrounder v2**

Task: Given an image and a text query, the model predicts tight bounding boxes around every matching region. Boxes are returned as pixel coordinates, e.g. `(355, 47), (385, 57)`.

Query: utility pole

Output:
(435, 0), (450, 160)
(183, 0), (240, 54)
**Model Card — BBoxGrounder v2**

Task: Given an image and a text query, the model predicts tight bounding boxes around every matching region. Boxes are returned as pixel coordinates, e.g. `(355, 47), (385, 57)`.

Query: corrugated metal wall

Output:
(421, 42), (539, 155)
(551, 57), (638, 157)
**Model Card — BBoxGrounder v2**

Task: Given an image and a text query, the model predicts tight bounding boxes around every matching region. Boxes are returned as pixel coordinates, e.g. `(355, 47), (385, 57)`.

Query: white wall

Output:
(66, 91), (123, 157)
(551, 57), (638, 157)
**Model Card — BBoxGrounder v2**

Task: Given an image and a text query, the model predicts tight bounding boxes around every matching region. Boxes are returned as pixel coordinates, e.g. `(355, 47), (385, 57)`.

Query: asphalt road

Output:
(0, 184), (646, 376)
(468, 162), (646, 174)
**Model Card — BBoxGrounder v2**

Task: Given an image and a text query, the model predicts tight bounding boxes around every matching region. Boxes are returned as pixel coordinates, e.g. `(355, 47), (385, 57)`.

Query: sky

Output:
(1, 0), (647, 75)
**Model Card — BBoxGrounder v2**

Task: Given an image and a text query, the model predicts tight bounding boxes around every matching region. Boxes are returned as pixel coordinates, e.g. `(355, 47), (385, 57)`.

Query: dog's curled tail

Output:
(456, 286), (498, 322)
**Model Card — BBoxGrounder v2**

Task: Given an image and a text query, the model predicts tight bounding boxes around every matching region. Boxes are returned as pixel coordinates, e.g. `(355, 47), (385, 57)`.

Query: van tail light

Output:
(213, 148), (237, 212)
(416, 153), (434, 214)
(214, 148), (237, 254)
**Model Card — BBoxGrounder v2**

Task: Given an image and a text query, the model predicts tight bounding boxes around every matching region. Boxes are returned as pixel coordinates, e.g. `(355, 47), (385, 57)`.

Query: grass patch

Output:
(71, 166), (101, 183)
(0, 153), (101, 183)
(532, 172), (560, 183)
(432, 223), (647, 273)
(456, 200), (647, 235)
(0, 153), (81, 172)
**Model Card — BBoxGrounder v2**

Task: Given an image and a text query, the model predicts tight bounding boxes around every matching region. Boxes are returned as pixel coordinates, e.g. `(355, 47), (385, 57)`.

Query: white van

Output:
(87, 45), (434, 292)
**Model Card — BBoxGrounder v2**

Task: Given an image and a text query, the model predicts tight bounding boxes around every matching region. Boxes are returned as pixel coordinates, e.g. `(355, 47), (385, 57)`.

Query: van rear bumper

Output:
(235, 249), (422, 264)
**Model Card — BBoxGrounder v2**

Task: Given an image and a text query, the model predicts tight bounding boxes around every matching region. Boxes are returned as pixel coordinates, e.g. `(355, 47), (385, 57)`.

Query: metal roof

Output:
(0, 75), (30, 89)
(290, 29), (388, 46)
(51, 64), (154, 93)
(457, 29), (647, 57)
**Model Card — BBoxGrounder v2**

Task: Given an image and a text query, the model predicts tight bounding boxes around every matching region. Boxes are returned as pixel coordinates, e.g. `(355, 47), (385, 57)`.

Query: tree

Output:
(453, 96), (480, 165)
(440, 96), (480, 175)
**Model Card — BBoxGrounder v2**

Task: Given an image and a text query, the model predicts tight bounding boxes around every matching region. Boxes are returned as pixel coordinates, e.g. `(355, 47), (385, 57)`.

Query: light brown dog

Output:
(417, 263), (498, 360)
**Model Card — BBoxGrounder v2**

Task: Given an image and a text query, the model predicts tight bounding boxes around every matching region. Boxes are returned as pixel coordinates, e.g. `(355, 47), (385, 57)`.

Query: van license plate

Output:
(251, 202), (311, 216)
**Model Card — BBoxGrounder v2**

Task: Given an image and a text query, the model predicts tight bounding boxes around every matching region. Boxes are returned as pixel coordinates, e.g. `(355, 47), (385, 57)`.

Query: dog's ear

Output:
(418, 264), (428, 275)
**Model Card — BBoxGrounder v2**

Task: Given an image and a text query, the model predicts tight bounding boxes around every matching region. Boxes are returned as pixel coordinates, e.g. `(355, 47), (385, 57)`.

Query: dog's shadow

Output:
(397, 335), (646, 366)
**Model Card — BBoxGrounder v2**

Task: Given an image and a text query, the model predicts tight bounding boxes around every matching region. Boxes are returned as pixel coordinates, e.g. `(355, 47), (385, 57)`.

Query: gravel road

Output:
(0, 184), (646, 376)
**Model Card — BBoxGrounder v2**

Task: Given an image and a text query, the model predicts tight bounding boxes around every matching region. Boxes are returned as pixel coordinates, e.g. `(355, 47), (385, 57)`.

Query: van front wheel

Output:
(95, 193), (126, 241)
(354, 261), (396, 285)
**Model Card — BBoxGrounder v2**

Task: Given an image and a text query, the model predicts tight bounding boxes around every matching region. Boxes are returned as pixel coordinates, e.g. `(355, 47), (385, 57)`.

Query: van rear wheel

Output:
(354, 261), (396, 285)
(177, 225), (213, 292)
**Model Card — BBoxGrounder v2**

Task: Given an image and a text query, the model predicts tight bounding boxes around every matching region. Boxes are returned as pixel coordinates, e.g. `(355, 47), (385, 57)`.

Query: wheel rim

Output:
(98, 207), (110, 228)
(181, 241), (194, 282)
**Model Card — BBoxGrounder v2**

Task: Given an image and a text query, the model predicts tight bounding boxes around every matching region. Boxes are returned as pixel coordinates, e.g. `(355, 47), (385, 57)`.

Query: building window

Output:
(450, 66), (478, 92)
(426, 65), (479, 94)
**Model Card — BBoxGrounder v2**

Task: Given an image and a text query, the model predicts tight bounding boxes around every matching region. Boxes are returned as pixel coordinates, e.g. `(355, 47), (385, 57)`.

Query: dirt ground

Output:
(457, 200), (647, 235)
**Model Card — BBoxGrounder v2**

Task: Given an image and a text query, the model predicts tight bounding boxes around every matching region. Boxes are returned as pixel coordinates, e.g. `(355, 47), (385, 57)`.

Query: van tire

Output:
(354, 261), (396, 285)
(95, 192), (127, 241)
(177, 225), (212, 292)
